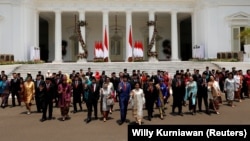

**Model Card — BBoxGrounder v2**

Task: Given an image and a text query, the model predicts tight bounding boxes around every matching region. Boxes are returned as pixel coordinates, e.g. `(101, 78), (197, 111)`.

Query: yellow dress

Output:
(23, 81), (35, 104)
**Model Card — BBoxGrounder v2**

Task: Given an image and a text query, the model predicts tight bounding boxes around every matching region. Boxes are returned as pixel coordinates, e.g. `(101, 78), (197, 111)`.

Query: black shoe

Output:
(40, 118), (46, 122)
(118, 121), (124, 125)
(73, 111), (77, 113)
(86, 118), (91, 123)
(95, 117), (98, 120)
(179, 113), (184, 116)
(148, 117), (151, 121)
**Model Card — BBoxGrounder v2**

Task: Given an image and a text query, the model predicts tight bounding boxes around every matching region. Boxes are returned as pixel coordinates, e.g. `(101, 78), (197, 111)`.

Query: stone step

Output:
(9, 61), (219, 79)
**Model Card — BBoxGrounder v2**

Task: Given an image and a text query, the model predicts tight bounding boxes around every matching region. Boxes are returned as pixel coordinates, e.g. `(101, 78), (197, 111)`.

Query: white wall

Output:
(0, 4), (12, 55)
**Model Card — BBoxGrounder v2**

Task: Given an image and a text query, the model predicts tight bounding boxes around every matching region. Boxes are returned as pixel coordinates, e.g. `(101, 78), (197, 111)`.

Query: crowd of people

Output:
(0, 66), (250, 125)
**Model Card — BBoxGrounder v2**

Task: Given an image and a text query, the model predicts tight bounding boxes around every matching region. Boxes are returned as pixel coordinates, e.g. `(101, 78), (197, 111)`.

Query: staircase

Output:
(8, 61), (220, 78)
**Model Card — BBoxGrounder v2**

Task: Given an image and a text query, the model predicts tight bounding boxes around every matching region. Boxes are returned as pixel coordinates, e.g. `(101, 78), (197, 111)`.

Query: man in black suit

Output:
(83, 77), (100, 123)
(110, 72), (120, 102)
(35, 74), (45, 112)
(171, 73), (185, 116)
(197, 72), (209, 114)
(40, 78), (56, 122)
(10, 73), (21, 106)
(72, 75), (83, 113)
(86, 67), (93, 79)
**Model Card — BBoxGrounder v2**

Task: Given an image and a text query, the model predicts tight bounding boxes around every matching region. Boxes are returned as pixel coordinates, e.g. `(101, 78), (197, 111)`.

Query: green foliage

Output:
(0, 60), (45, 65)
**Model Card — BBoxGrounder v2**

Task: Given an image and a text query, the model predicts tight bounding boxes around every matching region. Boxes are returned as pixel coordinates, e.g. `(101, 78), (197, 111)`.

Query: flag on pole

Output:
(133, 41), (138, 57)
(103, 26), (109, 59)
(128, 25), (133, 58)
(94, 42), (97, 57)
(99, 41), (104, 58)
(138, 41), (144, 57)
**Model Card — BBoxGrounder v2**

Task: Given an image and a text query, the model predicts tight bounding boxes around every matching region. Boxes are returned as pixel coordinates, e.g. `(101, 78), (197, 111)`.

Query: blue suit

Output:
(118, 81), (131, 122)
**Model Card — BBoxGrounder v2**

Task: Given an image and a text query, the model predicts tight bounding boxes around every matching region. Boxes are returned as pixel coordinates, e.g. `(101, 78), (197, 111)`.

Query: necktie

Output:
(124, 83), (126, 91)
(76, 81), (78, 87)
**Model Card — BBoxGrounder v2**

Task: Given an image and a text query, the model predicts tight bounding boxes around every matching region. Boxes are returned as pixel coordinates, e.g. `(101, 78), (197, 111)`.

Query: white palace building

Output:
(0, 0), (250, 62)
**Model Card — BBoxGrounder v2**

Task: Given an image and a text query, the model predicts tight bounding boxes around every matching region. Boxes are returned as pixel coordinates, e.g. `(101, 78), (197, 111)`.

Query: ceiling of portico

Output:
(39, 11), (191, 23)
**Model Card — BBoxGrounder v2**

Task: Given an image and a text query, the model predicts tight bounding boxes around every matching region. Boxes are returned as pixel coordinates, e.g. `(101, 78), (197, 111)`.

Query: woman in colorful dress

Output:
(207, 75), (221, 114)
(105, 77), (115, 114)
(184, 76), (198, 115)
(0, 75), (10, 108)
(100, 83), (112, 122)
(234, 70), (243, 102)
(129, 82), (145, 125)
(224, 72), (236, 107)
(23, 76), (35, 114)
(58, 75), (72, 121)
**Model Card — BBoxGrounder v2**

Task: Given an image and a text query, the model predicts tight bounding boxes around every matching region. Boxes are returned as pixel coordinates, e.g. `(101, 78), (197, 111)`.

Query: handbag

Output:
(107, 98), (114, 106)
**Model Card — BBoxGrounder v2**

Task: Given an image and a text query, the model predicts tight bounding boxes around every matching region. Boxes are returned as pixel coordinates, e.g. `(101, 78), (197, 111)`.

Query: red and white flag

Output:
(103, 26), (109, 59)
(133, 41), (139, 57)
(138, 41), (144, 57)
(94, 41), (104, 58)
(128, 25), (133, 58)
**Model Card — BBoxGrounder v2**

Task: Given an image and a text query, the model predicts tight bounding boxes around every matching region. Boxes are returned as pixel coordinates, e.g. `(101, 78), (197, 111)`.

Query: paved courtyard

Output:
(1, 94), (250, 141)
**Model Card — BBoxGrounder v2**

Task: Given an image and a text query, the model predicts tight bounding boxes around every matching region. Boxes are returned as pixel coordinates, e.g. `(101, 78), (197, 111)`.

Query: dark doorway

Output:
(39, 18), (49, 62)
(180, 17), (192, 61)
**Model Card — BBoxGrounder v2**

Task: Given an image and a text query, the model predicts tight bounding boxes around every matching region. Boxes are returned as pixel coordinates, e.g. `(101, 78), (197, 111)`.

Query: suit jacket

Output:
(197, 77), (208, 96)
(110, 76), (119, 92)
(10, 78), (21, 93)
(118, 81), (131, 97)
(83, 83), (100, 103)
(43, 82), (56, 102)
(72, 80), (83, 99)
(171, 78), (186, 99)
(35, 79), (45, 95)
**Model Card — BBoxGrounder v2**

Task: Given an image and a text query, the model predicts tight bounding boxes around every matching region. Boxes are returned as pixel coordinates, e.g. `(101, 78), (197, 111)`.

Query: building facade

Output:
(0, 0), (250, 62)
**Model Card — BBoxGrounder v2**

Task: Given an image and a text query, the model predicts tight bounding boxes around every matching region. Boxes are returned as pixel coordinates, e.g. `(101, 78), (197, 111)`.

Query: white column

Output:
(34, 10), (39, 48)
(102, 10), (110, 62)
(125, 10), (132, 62)
(171, 10), (179, 61)
(148, 11), (158, 62)
(77, 10), (87, 63)
(53, 10), (62, 63)
(34, 10), (40, 61)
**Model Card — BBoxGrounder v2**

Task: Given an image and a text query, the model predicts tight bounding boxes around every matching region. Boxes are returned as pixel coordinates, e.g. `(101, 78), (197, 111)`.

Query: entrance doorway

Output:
(180, 16), (192, 61)
(39, 18), (49, 62)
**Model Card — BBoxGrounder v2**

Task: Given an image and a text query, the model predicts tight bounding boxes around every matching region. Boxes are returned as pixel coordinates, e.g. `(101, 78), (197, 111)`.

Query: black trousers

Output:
(35, 96), (42, 112)
(42, 100), (53, 119)
(73, 97), (82, 112)
(86, 100), (98, 119)
(197, 93), (208, 112)
(145, 100), (154, 117)
(11, 91), (20, 106)
(172, 97), (183, 114)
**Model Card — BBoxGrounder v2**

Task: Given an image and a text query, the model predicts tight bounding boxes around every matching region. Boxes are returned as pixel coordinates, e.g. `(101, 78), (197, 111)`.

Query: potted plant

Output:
(240, 28), (250, 61)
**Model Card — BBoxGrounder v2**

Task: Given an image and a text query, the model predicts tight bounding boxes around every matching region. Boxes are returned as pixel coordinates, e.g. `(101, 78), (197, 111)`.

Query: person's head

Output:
(134, 82), (140, 89)
(2, 75), (7, 81)
(26, 76), (32, 82)
(202, 72), (207, 78)
(45, 77), (51, 84)
(92, 77), (96, 84)
(12, 73), (17, 78)
(39, 83), (44, 91)
(209, 75), (215, 81)
(105, 77), (110, 83)
(189, 76), (194, 82)
(228, 72), (233, 79)
(36, 75), (41, 80)
(103, 83), (108, 89)
(176, 73), (181, 79)
(123, 75), (128, 82)
(62, 75), (67, 84)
